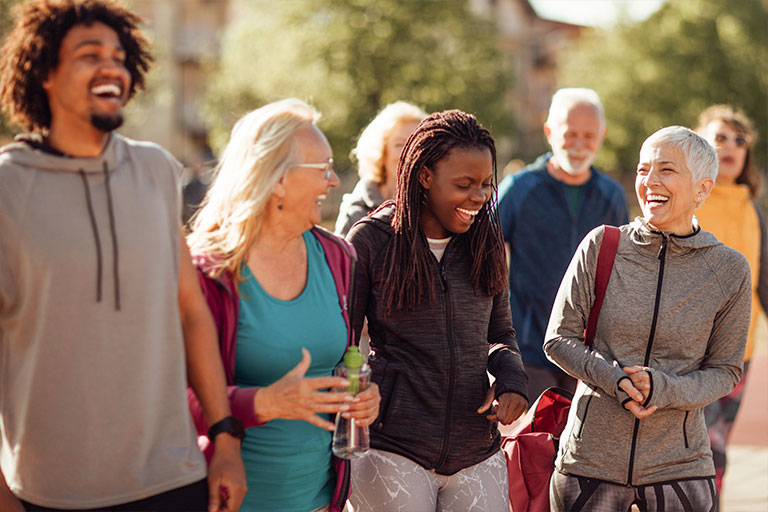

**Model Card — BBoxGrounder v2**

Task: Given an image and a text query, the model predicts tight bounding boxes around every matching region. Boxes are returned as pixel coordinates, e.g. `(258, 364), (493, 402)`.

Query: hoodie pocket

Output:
(576, 394), (594, 439)
(375, 369), (400, 430)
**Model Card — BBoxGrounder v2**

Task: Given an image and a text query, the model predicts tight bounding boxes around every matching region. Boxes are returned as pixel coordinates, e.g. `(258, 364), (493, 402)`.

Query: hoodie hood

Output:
(348, 179), (385, 210)
(2, 132), (129, 174)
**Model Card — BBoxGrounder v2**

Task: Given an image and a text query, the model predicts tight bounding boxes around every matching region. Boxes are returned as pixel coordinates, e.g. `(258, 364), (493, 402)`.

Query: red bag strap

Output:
(584, 225), (620, 347)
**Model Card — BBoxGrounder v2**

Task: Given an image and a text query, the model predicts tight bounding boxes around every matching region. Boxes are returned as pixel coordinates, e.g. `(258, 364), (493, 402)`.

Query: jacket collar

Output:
(629, 216), (722, 254)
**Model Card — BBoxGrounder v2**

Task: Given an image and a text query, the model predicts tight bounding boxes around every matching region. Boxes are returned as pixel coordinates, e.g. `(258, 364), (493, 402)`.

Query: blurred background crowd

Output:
(1, 0), (764, 226)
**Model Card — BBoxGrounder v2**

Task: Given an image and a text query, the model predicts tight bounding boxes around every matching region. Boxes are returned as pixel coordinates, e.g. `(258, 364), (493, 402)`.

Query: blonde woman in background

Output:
(187, 99), (380, 511)
(334, 101), (426, 236)
(695, 105), (767, 498)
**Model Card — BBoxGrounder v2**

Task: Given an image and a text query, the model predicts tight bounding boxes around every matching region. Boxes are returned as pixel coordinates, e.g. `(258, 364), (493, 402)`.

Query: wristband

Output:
(207, 415), (245, 442)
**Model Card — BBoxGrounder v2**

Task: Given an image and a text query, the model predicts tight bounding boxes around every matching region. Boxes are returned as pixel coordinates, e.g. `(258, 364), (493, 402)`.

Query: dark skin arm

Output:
(0, 467), (23, 512)
(477, 384), (528, 424)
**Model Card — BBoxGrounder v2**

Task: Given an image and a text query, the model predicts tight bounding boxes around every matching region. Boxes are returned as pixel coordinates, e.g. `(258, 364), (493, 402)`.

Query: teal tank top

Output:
(235, 231), (347, 511)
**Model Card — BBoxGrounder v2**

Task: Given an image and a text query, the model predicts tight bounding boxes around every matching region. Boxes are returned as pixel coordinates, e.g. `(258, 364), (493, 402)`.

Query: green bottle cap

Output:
(343, 346), (364, 369)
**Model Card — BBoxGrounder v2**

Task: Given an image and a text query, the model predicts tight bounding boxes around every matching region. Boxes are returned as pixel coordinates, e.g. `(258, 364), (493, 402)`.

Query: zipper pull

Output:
(657, 235), (668, 260)
(439, 262), (448, 290)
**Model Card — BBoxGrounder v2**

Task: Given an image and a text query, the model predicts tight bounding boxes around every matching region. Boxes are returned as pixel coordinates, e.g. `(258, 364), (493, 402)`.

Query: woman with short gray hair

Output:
(545, 126), (751, 510)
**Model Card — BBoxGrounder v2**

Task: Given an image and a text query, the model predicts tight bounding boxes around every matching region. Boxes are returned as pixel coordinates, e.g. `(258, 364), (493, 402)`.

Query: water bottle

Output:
(331, 346), (371, 459)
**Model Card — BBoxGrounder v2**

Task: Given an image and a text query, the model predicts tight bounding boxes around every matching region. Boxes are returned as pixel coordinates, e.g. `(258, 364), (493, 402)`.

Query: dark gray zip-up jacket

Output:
(347, 206), (528, 475)
(545, 218), (751, 485)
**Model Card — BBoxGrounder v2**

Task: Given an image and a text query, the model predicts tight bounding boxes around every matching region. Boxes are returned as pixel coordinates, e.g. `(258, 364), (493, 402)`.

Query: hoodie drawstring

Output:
(78, 164), (121, 311)
(103, 161), (121, 311)
(79, 170), (103, 303)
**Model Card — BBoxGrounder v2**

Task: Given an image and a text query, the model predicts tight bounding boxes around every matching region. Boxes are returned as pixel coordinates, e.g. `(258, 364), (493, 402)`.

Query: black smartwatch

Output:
(207, 416), (245, 442)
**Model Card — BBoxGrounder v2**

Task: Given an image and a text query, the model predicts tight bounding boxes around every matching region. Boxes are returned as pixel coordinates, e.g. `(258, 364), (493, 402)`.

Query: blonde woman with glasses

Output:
(187, 98), (380, 511)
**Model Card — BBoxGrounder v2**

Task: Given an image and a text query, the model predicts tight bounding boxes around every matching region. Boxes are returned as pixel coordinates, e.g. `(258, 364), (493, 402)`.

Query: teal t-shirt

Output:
(235, 231), (348, 512)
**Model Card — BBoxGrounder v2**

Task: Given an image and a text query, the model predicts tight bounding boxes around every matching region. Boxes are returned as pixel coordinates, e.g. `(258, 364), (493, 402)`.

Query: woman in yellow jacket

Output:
(696, 105), (767, 495)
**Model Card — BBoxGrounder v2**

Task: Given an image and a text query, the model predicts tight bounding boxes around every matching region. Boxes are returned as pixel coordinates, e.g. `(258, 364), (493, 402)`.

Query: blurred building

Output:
(122, 0), (227, 169)
(122, 0), (582, 187)
(470, 0), (584, 161)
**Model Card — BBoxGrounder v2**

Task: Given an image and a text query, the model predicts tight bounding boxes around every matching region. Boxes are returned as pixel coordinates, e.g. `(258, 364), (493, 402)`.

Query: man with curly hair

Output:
(0, 1), (246, 510)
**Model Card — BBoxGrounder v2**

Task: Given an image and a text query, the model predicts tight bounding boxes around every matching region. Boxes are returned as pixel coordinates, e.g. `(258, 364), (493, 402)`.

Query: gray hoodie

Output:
(0, 134), (205, 508)
(544, 217), (750, 485)
(334, 179), (384, 237)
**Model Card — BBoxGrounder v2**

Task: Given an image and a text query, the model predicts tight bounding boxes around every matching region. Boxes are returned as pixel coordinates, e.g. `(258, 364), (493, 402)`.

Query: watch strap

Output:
(207, 415), (245, 442)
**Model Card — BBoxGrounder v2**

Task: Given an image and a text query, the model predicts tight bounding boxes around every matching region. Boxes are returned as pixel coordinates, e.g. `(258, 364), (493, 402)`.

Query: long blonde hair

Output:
(188, 98), (320, 279)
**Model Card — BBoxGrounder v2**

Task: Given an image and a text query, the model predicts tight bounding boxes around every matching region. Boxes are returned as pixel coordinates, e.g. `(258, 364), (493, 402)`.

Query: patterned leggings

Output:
(550, 471), (717, 512)
(350, 448), (509, 512)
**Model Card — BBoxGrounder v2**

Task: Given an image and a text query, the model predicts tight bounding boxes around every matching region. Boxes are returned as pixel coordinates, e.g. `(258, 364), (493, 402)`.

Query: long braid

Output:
(381, 110), (507, 313)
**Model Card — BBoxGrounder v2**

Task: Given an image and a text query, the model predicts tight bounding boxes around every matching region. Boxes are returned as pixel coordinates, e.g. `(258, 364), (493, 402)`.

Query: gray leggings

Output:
(550, 471), (718, 512)
(350, 448), (509, 512)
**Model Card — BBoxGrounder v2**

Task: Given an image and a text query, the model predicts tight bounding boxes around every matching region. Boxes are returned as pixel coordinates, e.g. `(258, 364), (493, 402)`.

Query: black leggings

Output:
(22, 479), (208, 512)
(550, 471), (717, 512)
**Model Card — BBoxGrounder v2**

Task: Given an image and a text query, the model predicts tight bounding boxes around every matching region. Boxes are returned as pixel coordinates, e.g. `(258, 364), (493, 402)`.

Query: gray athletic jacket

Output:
(334, 179), (384, 237)
(544, 217), (751, 485)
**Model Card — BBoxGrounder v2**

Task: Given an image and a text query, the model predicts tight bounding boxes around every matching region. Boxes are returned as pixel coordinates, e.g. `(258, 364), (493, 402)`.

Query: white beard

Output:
(553, 147), (595, 175)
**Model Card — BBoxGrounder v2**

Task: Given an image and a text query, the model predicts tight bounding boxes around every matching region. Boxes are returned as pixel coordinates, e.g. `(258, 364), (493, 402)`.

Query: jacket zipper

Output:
(682, 411), (689, 449)
(626, 234), (667, 486)
(433, 261), (457, 471)
(346, 257), (357, 348)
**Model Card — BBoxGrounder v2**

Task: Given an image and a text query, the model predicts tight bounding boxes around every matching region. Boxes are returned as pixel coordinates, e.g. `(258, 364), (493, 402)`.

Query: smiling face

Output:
(545, 103), (605, 180)
(635, 142), (713, 235)
(418, 147), (493, 239)
(700, 120), (748, 185)
(42, 22), (131, 135)
(279, 125), (339, 231)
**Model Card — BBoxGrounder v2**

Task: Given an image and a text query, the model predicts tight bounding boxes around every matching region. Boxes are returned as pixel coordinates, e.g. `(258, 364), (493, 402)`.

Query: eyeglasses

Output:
(295, 159), (334, 180)
(713, 133), (749, 148)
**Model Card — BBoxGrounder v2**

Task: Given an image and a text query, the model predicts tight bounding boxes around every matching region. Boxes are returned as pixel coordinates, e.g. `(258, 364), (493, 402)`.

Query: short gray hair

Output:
(642, 126), (718, 183)
(545, 88), (605, 128)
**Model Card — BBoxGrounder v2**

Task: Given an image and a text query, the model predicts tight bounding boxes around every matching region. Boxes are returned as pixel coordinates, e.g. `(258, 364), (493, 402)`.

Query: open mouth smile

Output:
(90, 82), (124, 104)
(456, 207), (479, 221)
(646, 194), (669, 206)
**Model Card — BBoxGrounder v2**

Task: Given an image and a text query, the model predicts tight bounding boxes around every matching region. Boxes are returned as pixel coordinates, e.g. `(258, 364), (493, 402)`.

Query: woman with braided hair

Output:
(346, 109), (528, 511)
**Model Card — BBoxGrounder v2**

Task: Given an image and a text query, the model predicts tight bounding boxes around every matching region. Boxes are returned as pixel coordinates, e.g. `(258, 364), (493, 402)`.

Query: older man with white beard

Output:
(497, 88), (629, 402)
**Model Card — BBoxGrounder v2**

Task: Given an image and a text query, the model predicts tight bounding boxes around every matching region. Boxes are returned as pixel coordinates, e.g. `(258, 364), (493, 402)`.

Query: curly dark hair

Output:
(0, 0), (153, 132)
(381, 109), (508, 313)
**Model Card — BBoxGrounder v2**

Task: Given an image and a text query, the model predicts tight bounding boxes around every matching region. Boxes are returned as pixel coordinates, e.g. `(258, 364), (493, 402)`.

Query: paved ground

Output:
(720, 318), (768, 512)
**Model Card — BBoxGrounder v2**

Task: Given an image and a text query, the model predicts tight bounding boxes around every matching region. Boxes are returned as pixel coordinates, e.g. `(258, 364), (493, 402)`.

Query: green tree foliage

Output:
(0, 0), (22, 139)
(204, 0), (513, 171)
(559, 0), (768, 177)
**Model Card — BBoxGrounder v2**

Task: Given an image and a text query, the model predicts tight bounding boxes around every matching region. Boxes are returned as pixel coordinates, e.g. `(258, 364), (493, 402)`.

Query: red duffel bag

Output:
(502, 387), (572, 512)
(503, 224), (620, 511)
